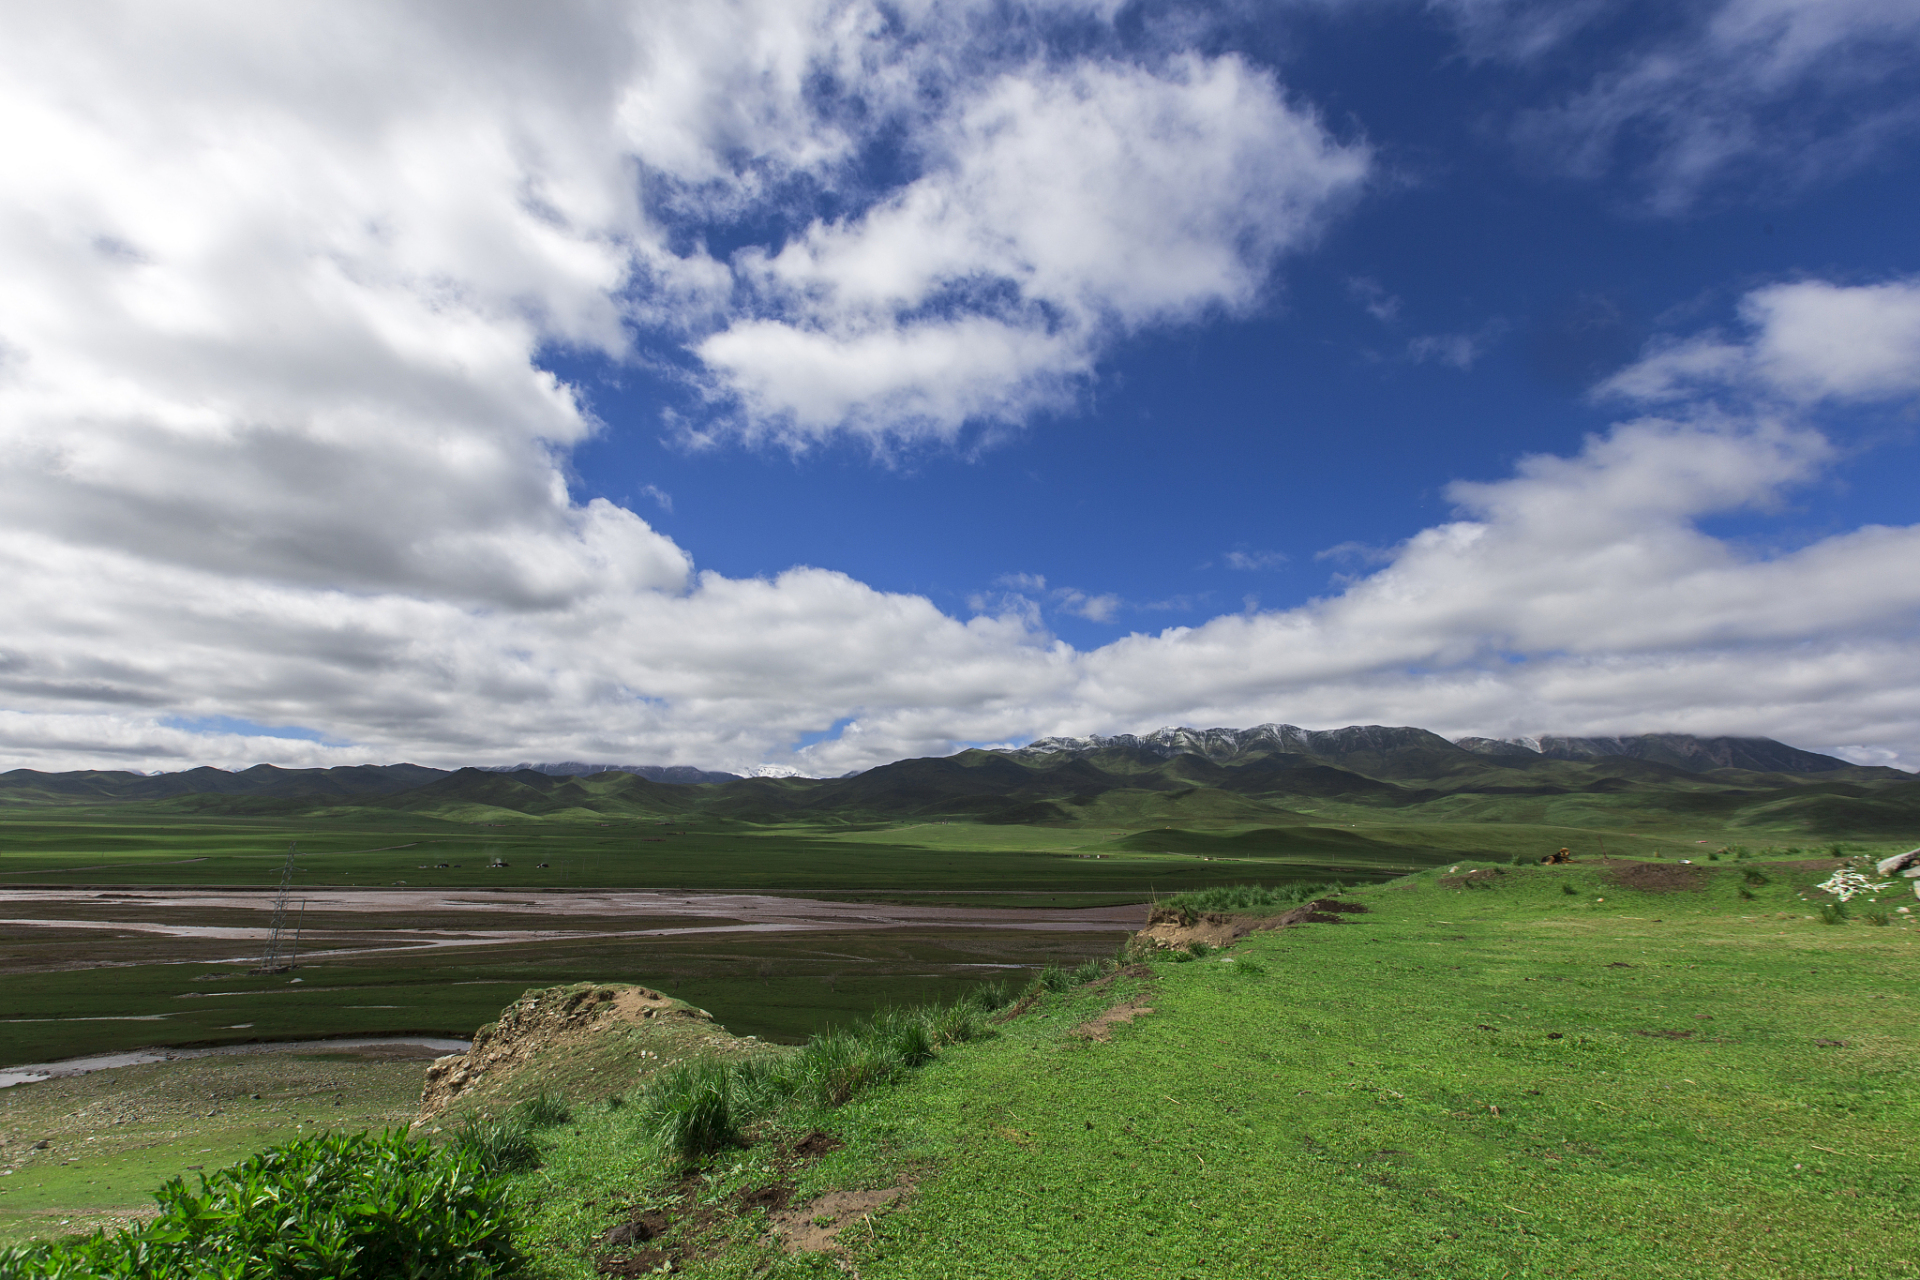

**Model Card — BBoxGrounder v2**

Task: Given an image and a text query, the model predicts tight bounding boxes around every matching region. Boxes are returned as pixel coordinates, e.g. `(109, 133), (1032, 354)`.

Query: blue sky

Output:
(1, 1), (1917, 774)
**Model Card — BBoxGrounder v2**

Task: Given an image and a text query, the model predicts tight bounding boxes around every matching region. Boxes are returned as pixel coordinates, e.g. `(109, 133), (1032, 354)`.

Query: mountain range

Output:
(1, 725), (1914, 837)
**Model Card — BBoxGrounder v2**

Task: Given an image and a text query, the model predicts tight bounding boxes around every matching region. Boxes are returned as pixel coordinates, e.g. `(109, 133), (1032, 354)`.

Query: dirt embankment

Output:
(419, 982), (763, 1120)
(1134, 899), (1368, 950)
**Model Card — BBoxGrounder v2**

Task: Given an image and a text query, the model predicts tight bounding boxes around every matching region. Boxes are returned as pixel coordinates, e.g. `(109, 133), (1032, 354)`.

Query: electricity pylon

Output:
(254, 843), (298, 973)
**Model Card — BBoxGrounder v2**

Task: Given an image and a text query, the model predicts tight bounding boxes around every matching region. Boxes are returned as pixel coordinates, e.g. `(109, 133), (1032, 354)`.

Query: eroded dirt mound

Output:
(1136, 899), (1368, 950)
(419, 981), (752, 1119)
(1599, 860), (1710, 892)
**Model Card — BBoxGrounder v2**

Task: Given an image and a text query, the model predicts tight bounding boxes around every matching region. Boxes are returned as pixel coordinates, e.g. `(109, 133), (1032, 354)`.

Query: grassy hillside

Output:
(495, 857), (1918, 1279)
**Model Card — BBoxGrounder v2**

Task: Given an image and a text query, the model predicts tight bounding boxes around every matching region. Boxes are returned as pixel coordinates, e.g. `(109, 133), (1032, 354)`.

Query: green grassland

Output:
(4, 732), (1915, 903)
(498, 857), (1919, 1280)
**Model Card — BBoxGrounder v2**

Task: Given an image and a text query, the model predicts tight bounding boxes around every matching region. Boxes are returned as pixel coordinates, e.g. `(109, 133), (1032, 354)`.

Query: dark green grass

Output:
(0, 808), (1440, 892)
(508, 861), (1919, 1280)
(5, 807), (1891, 893)
(0, 928), (1127, 1065)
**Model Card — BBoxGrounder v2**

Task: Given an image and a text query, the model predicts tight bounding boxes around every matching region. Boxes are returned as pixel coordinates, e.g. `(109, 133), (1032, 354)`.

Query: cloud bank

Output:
(1, 2), (1917, 775)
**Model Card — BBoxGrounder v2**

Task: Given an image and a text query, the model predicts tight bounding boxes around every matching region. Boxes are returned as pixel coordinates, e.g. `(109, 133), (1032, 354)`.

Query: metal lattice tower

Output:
(255, 842), (298, 973)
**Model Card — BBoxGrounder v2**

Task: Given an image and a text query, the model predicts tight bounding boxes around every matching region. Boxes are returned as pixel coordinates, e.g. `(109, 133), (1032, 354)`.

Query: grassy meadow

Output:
(491, 855), (1918, 1279)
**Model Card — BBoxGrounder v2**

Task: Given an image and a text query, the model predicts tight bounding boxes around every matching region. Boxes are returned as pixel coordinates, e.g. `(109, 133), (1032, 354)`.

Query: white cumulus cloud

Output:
(1, 6), (1918, 779)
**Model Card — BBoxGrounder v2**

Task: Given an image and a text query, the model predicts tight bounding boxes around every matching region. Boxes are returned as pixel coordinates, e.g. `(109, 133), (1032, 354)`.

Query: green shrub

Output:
(1230, 958), (1268, 977)
(0, 1130), (517, 1280)
(1187, 941), (1211, 958)
(1038, 965), (1074, 993)
(638, 1060), (740, 1161)
(1072, 959), (1106, 984)
(513, 1088), (570, 1128)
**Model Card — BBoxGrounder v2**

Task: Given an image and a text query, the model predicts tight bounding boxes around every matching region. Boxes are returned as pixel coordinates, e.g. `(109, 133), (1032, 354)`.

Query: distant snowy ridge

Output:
(1015, 724), (1873, 775)
(1016, 723), (1455, 763)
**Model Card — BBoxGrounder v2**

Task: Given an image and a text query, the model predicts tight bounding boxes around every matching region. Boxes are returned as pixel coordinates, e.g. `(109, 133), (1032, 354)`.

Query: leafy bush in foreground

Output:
(0, 1129), (518, 1280)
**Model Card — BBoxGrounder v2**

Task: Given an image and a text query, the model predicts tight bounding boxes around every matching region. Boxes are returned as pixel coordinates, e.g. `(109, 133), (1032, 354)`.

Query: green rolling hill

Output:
(3, 727), (1915, 841)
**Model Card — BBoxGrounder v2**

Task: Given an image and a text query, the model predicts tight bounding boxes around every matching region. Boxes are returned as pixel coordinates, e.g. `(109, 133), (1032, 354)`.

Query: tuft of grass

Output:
(1738, 885), (1756, 900)
(1744, 868), (1771, 886)
(1037, 965), (1074, 993)
(451, 1113), (540, 1175)
(968, 979), (1013, 1012)
(512, 1088), (570, 1129)
(1818, 901), (1849, 926)
(1187, 941), (1212, 958)
(636, 1060), (740, 1161)
(1861, 908), (1891, 926)
(1561, 882), (1579, 896)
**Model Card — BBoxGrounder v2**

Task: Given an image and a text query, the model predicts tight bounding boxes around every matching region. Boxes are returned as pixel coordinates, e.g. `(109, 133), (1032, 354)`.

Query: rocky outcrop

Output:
(419, 982), (761, 1120)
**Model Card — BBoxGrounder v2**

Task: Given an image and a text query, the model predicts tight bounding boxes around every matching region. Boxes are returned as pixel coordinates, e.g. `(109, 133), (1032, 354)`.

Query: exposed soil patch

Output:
(600, 1209), (669, 1248)
(768, 1186), (905, 1254)
(596, 1246), (672, 1277)
(1599, 860), (1710, 893)
(1073, 998), (1155, 1042)
(737, 1183), (794, 1214)
(1136, 899), (1368, 951)
(790, 1129), (843, 1158)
